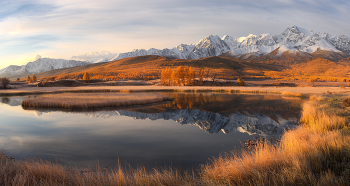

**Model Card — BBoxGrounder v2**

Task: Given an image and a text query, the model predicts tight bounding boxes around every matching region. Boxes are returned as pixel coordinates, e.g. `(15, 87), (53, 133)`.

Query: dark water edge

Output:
(0, 92), (304, 170)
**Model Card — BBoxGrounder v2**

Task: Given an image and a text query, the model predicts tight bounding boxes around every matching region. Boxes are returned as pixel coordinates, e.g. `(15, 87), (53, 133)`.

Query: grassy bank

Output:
(201, 95), (350, 185)
(1, 95), (350, 185)
(21, 93), (173, 110)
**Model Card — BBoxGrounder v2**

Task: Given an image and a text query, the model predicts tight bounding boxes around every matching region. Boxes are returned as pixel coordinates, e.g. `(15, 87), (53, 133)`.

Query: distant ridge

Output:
(108, 25), (350, 62)
(0, 58), (90, 77)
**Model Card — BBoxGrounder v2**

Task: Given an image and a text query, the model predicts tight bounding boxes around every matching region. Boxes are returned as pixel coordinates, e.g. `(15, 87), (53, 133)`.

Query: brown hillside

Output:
(221, 48), (348, 66)
(266, 58), (350, 81)
(34, 55), (283, 80)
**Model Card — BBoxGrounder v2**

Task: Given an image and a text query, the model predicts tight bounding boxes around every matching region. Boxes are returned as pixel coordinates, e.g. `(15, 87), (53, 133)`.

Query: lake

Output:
(0, 92), (304, 170)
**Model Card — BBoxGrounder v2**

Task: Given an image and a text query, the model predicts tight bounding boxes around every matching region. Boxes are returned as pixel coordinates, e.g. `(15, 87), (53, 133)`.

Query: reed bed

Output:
(21, 93), (173, 109)
(3, 95), (350, 185)
(282, 91), (309, 97)
(1, 87), (309, 97)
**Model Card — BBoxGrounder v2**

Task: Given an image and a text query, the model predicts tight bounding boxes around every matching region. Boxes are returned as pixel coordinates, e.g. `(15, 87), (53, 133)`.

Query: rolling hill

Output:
(31, 55), (284, 81)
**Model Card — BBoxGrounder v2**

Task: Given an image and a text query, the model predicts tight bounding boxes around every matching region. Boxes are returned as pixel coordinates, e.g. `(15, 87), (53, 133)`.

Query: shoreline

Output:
(1, 85), (349, 97)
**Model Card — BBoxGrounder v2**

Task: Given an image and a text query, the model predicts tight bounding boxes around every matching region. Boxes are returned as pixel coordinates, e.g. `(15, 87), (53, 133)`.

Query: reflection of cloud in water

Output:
(23, 110), (50, 117)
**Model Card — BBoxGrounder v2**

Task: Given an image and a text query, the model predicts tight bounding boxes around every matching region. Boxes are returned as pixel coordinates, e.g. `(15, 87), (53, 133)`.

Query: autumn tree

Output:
(185, 66), (195, 86)
(176, 66), (185, 86)
(0, 77), (9, 89)
(16, 78), (20, 81)
(26, 76), (32, 83)
(83, 72), (90, 83)
(199, 68), (204, 85)
(237, 78), (245, 86)
(170, 71), (176, 86)
(161, 68), (172, 86)
(32, 75), (37, 82)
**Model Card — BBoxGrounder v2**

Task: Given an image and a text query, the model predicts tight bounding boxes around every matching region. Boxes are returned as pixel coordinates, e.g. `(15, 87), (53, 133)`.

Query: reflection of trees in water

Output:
(1, 97), (10, 104)
(159, 93), (304, 120)
(167, 93), (223, 109)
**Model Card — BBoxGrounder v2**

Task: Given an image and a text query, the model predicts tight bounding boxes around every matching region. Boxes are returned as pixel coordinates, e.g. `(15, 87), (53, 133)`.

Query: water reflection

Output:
(0, 93), (304, 169)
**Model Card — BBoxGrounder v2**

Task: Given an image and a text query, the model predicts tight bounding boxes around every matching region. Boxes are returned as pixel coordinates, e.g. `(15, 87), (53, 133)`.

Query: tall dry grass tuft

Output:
(301, 101), (347, 133)
(0, 157), (198, 186)
(282, 91), (308, 97)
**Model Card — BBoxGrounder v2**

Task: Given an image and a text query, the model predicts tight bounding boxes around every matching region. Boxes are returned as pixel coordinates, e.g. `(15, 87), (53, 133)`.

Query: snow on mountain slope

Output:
(0, 65), (24, 75)
(71, 51), (118, 63)
(111, 25), (350, 61)
(0, 58), (90, 75)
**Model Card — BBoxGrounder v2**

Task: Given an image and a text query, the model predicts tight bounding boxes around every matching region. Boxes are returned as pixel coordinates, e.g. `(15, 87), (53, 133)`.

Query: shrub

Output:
(26, 76), (32, 83)
(237, 78), (245, 86)
(83, 72), (90, 83)
(0, 77), (10, 88)
(342, 97), (350, 107)
(32, 75), (37, 82)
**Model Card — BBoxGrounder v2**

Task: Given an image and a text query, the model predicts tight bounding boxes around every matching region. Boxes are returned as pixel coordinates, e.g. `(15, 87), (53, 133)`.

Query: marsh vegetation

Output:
(21, 93), (172, 110)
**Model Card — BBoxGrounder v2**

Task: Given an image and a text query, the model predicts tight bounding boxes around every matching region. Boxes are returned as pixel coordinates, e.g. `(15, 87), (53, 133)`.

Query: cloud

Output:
(0, 0), (349, 68)
(33, 54), (41, 61)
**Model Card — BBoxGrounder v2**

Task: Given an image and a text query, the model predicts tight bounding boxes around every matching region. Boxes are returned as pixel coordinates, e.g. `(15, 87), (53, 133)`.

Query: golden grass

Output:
(22, 93), (172, 109)
(200, 96), (350, 185)
(282, 91), (308, 97)
(3, 95), (350, 185)
(0, 159), (200, 186)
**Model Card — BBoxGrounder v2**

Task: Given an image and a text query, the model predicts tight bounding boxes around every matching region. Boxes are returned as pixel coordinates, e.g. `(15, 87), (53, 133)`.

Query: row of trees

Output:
(26, 75), (37, 83)
(160, 66), (204, 86)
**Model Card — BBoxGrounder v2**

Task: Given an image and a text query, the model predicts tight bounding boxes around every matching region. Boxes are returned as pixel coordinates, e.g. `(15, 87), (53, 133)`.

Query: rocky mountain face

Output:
(0, 58), (90, 76)
(111, 25), (350, 61)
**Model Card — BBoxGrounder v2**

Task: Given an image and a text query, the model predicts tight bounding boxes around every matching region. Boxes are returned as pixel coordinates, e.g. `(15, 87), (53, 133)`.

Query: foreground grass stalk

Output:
(2, 95), (350, 185)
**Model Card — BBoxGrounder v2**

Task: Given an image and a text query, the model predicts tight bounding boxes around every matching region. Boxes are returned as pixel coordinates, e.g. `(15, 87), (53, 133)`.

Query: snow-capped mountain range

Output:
(0, 57), (90, 76)
(72, 25), (350, 64)
(110, 25), (350, 60)
(1, 25), (349, 76)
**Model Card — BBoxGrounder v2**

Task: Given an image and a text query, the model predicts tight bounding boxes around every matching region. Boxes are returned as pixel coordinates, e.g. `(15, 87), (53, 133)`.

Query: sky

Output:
(0, 0), (350, 69)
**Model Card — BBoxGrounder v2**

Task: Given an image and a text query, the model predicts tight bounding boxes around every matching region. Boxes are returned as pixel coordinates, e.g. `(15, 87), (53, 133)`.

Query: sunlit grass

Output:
(22, 93), (173, 109)
(282, 91), (308, 97)
(201, 96), (350, 185)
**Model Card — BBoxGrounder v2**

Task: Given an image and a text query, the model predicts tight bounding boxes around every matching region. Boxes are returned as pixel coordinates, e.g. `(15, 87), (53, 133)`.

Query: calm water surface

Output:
(0, 93), (304, 170)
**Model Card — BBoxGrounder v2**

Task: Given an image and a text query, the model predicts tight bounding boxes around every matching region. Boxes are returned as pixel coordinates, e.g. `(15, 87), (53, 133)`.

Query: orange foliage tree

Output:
(176, 66), (185, 86)
(199, 68), (204, 85)
(161, 66), (196, 86)
(161, 68), (172, 86)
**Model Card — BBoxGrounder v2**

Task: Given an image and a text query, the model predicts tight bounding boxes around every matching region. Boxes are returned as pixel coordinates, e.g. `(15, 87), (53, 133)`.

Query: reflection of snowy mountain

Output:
(2, 95), (299, 135)
(87, 109), (299, 136)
